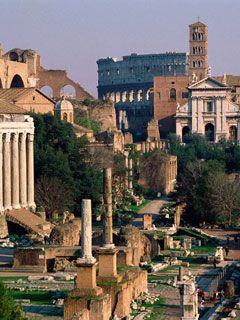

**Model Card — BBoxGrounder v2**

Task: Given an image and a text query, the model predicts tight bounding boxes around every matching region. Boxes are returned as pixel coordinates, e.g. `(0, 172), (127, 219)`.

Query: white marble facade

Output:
(176, 77), (240, 142)
(0, 113), (35, 213)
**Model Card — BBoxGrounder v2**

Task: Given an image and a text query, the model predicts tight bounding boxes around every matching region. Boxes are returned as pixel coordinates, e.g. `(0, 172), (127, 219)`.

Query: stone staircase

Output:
(6, 209), (53, 236)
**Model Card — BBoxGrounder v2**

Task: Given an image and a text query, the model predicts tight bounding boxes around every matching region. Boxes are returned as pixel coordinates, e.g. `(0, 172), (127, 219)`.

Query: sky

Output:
(1, 0), (240, 97)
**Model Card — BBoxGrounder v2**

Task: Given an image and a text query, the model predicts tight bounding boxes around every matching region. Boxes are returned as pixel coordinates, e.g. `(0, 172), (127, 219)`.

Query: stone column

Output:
(20, 132), (27, 207)
(12, 132), (20, 209)
(0, 133), (3, 211)
(124, 150), (129, 187)
(27, 133), (35, 210)
(0, 133), (3, 212)
(128, 158), (133, 194)
(80, 199), (95, 263)
(3, 133), (11, 210)
(103, 168), (114, 248)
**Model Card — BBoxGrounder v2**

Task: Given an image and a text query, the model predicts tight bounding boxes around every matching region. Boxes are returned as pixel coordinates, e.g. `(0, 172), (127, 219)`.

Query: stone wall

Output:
(0, 215), (8, 238)
(90, 101), (117, 132)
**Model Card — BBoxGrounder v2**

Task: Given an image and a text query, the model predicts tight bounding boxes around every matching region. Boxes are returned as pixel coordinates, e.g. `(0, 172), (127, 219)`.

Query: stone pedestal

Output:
(75, 261), (103, 296)
(97, 248), (121, 282)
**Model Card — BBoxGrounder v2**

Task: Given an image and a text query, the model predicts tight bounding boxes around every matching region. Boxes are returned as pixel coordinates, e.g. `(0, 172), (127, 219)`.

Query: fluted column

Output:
(0, 133), (3, 212)
(3, 133), (11, 210)
(20, 132), (27, 207)
(27, 133), (35, 210)
(12, 132), (20, 209)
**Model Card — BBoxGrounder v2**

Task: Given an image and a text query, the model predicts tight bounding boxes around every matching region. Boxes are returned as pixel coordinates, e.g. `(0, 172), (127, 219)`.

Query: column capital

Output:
(3, 132), (11, 143)
(13, 132), (19, 142)
(20, 132), (27, 142)
(27, 133), (34, 142)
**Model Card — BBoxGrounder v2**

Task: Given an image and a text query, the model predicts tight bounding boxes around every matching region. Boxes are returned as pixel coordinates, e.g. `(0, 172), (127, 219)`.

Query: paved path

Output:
(202, 229), (240, 260)
(133, 199), (171, 227)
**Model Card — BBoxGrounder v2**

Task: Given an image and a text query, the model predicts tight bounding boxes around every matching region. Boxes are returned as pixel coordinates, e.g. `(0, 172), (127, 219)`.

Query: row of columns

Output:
(0, 131), (35, 212)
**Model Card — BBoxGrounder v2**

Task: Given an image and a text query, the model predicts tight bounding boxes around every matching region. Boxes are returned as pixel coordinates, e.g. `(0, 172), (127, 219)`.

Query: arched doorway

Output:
(40, 85), (53, 98)
(10, 74), (24, 88)
(60, 85), (76, 98)
(229, 126), (237, 142)
(182, 126), (190, 142)
(205, 123), (214, 141)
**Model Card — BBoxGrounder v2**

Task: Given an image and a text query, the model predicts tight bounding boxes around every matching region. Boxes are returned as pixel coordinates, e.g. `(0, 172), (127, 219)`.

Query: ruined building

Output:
(97, 53), (188, 140)
(0, 46), (93, 100)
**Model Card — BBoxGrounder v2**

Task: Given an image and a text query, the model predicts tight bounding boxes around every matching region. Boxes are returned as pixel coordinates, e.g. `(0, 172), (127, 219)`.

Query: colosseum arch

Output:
(10, 74), (24, 88)
(40, 85), (53, 98)
(60, 85), (76, 98)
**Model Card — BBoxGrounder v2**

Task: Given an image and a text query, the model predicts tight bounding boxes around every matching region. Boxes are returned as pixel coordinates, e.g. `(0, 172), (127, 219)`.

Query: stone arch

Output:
(170, 88), (176, 101)
(10, 74), (24, 88)
(205, 123), (214, 141)
(40, 85), (53, 98)
(182, 126), (190, 142)
(229, 125), (237, 142)
(137, 89), (143, 102)
(0, 78), (3, 88)
(110, 92), (115, 102)
(60, 84), (76, 98)
(122, 91), (127, 103)
(129, 90), (134, 102)
(115, 91), (121, 103)
(146, 89), (151, 101)
(9, 51), (19, 62)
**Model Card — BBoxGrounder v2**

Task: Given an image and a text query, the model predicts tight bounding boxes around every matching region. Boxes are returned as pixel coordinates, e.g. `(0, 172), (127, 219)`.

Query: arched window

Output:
(10, 74), (24, 88)
(63, 112), (68, 122)
(9, 52), (19, 61)
(122, 91), (127, 103)
(40, 85), (53, 98)
(60, 85), (76, 98)
(182, 126), (190, 143)
(205, 123), (215, 142)
(229, 126), (237, 142)
(170, 88), (176, 101)
(110, 92), (115, 102)
(146, 89), (151, 101)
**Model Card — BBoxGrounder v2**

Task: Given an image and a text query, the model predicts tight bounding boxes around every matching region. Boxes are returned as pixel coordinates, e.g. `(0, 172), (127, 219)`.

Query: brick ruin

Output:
(0, 46), (93, 100)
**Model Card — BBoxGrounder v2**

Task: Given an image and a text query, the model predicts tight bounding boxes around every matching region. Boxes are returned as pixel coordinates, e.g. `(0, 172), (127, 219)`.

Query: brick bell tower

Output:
(188, 20), (208, 81)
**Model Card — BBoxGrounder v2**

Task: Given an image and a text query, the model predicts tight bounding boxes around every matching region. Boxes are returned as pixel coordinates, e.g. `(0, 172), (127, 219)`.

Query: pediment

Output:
(189, 77), (228, 90)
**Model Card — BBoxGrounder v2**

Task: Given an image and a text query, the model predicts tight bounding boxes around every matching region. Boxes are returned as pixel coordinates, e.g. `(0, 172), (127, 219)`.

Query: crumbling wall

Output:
(115, 226), (151, 265)
(49, 218), (81, 246)
(90, 101), (116, 132)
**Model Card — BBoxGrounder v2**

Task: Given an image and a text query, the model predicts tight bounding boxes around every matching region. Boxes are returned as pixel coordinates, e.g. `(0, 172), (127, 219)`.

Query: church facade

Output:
(176, 77), (240, 142)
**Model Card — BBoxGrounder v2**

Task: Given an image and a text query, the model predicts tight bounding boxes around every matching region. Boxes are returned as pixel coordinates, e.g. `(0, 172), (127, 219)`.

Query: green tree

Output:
(0, 282), (26, 320)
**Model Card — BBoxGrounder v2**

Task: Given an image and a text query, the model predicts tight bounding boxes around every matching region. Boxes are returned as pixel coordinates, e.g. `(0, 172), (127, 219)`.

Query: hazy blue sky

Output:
(1, 0), (240, 97)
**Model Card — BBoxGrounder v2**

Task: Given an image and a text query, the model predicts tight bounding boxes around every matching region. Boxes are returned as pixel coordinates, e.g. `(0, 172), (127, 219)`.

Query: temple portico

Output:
(0, 112), (35, 213)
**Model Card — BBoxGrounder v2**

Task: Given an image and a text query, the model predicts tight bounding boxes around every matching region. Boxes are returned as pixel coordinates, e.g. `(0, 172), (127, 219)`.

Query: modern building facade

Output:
(176, 77), (240, 142)
(97, 53), (188, 140)
(0, 101), (35, 213)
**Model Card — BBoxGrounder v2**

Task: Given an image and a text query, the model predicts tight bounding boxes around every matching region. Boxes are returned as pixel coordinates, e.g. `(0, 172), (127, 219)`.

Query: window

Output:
(207, 101), (213, 112)
(170, 88), (176, 101)
(182, 92), (188, 99)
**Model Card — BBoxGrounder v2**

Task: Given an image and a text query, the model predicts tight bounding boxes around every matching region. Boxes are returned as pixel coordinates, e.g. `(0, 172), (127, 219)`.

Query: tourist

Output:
(225, 246), (229, 257)
(199, 301), (205, 316)
(213, 257), (217, 268)
(226, 234), (230, 245)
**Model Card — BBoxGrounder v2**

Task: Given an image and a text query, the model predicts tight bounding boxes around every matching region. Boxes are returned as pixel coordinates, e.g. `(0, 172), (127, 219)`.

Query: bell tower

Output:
(188, 21), (208, 81)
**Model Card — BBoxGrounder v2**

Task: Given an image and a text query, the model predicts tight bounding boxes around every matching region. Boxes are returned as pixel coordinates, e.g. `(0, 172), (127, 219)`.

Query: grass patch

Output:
(127, 199), (150, 213)
(191, 245), (216, 255)
(0, 276), (28, 282)
(12, 290), (53, 306)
